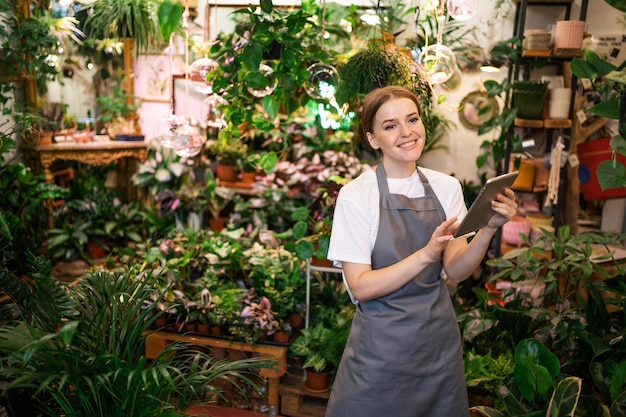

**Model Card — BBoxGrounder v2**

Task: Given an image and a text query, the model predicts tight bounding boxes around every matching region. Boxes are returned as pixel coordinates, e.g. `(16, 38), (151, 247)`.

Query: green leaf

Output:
(514, 339), (560, 401)
(260, 0), (274, 14)
(597, 160), (626, 190)
(257, 152), (278, 174)
(242, 44), (263, 72)
(246, 71), (270, 90)
(291, 207), (309, 222)
(295, 240), (315, 260)
(546, 376), (581, 417)
(611, 134), (626, 156)
(587, 97), (620, 119)
(262, 95), (280, 120)
(157, 1), (184, 41)
(292, 220), (308, 240)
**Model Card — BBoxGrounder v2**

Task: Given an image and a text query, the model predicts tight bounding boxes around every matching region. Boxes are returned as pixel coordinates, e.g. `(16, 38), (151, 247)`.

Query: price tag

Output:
(568, 153), (580, 168)
(576, 109), (587, 124)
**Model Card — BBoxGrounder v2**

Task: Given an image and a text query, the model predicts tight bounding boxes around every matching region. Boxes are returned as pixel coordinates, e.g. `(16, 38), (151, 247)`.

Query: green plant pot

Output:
(513, 81), (549, 119)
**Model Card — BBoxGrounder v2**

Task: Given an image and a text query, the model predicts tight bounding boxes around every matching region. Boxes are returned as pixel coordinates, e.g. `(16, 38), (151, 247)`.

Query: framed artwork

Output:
(134, 54), (185, 102)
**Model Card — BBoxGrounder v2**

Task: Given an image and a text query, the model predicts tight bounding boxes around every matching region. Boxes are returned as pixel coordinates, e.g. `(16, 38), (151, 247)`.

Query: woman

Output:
(325, 86), (517, 417)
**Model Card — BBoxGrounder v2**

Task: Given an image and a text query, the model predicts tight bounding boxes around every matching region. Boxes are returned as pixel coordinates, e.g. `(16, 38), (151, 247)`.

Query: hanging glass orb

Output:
(304, 63), (339, 100)
(418, 44), (457, 84)
(202, 94), (228, 128)
(190, 57), (219, 94)
(154, 133), (177, 148)
(447, 0), (478, 21)
(173, 122), (205, 158)
(166, 113), (185, 132)
(247, 64), (276, 98)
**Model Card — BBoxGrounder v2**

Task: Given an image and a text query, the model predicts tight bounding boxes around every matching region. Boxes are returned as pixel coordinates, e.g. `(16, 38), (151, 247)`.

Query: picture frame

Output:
(134, 54), (185, 103)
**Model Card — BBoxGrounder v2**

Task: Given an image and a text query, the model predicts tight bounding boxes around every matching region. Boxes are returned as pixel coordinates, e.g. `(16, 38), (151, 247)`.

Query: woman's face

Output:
(366, 97), (426, 172)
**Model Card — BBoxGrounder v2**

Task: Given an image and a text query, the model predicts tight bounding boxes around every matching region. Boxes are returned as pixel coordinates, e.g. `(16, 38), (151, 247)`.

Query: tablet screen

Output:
(453, 171), (519, 238)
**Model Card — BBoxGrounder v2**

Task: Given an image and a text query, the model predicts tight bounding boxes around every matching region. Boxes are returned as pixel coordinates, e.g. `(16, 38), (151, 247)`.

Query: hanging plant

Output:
(335, 44), (414, 109)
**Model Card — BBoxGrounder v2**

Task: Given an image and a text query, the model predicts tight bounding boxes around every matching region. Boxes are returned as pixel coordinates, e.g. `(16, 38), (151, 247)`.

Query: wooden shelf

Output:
(145, 331), (288, 408)
(279, 373), (330, 417)
(514, 118), (572, 129)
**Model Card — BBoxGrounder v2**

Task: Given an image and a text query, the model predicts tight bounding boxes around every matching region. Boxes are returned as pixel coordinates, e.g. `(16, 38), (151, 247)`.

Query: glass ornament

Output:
(173, 122), (205, 158)
(447, 0), (477, 21)
(166, 113), (185, 132)
(190, 57), (219, 94)
(304, 63), (339, 100)
(154, 133), (177, 149)
(247, 64), (276, 98)
(202, 94), (228, 128)
(418, 44), (457, 84)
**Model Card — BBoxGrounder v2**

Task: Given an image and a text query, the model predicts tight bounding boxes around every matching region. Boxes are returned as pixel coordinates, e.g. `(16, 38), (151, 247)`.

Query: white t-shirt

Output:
(327, 167), (467, 269)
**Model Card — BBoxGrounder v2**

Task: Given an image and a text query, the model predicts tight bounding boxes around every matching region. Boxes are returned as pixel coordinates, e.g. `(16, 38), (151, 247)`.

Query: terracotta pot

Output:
(154, 316), (168, 328)
(289, 313), (304, 329)
(304, 369), (330, 392)
(86, 241), (106, 259)
(216, 164), (238, 182)
(197, 323), (210, 333)
(184, 322), (197, 332)
(272, 331), (291, 343)
(210, 326), (222, 335)
(241, 171), (256, 184)
(208, 217), (226, 232)
(311, 256), (334, 268)
(37, 130), (54, 146)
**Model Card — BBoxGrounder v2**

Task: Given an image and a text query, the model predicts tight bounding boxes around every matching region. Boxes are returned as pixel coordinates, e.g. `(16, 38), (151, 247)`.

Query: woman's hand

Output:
(486, 188), (517, 229)
(422, 216), (459, 263)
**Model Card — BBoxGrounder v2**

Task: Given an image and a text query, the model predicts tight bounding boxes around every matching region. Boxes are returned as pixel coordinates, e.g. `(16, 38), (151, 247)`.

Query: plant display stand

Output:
(279, 373), (330, 417)
(145, 331), (288, 408)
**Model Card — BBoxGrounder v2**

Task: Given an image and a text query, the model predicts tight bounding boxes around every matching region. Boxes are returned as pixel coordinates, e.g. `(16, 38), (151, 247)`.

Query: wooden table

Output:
(23, 139), (149, 200)
(145, 331), (289, 408)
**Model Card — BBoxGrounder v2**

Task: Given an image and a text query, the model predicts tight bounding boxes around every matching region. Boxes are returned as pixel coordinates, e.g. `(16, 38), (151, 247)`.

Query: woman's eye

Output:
(409, 117), (420, 123)
(384, 124), (395, 130)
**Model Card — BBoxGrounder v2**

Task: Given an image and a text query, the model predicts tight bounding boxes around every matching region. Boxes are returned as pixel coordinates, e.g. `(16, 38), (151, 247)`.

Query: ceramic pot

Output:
(216, 164), (238, 182)
(304, 369), (330, 392)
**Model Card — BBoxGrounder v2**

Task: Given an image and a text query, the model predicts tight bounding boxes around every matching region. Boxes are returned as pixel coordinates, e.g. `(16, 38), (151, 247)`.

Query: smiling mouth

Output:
(398, 140), (417, 149)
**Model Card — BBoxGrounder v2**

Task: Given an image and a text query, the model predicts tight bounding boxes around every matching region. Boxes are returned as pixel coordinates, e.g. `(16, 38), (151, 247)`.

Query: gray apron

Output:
(325, 165), (469, 417)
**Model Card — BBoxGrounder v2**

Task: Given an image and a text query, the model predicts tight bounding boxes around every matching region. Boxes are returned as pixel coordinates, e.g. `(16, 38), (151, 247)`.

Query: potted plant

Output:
(289, 321), (346, 392)
(335, 43), (415, 110)
(570, 49), (626, 192)
(95, 81), (142, 139)
(0, 114), (66, 276)
(470, 339), (583, 417)
(206, 136), (248, 182)
(199, 170), (235, 231)
(0, 256), (277, 416)
(240, 288), (280, 344)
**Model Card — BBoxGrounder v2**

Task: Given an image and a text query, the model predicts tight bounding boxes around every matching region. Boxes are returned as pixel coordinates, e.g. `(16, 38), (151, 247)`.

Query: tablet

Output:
(453, 171), (519, 239)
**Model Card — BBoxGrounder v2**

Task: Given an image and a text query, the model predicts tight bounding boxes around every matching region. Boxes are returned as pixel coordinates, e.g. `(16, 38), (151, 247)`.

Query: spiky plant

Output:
(0, 254), (278, 416)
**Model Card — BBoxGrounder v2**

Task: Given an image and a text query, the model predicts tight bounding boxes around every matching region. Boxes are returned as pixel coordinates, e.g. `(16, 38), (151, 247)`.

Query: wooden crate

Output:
(279, 373), (330, 417)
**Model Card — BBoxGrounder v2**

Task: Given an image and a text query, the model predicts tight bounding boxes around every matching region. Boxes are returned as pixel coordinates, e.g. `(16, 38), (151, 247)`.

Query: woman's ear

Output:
(366, 132), (379, 150)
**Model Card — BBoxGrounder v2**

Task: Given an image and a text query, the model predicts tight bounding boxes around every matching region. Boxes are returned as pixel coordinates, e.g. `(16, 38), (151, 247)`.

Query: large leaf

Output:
(514, 339), (560, 401)
(587, 97), (620, 119)
(597, 160), (626, 190)
(157, 0), (184, 40)
(545, 376), (581, 417)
